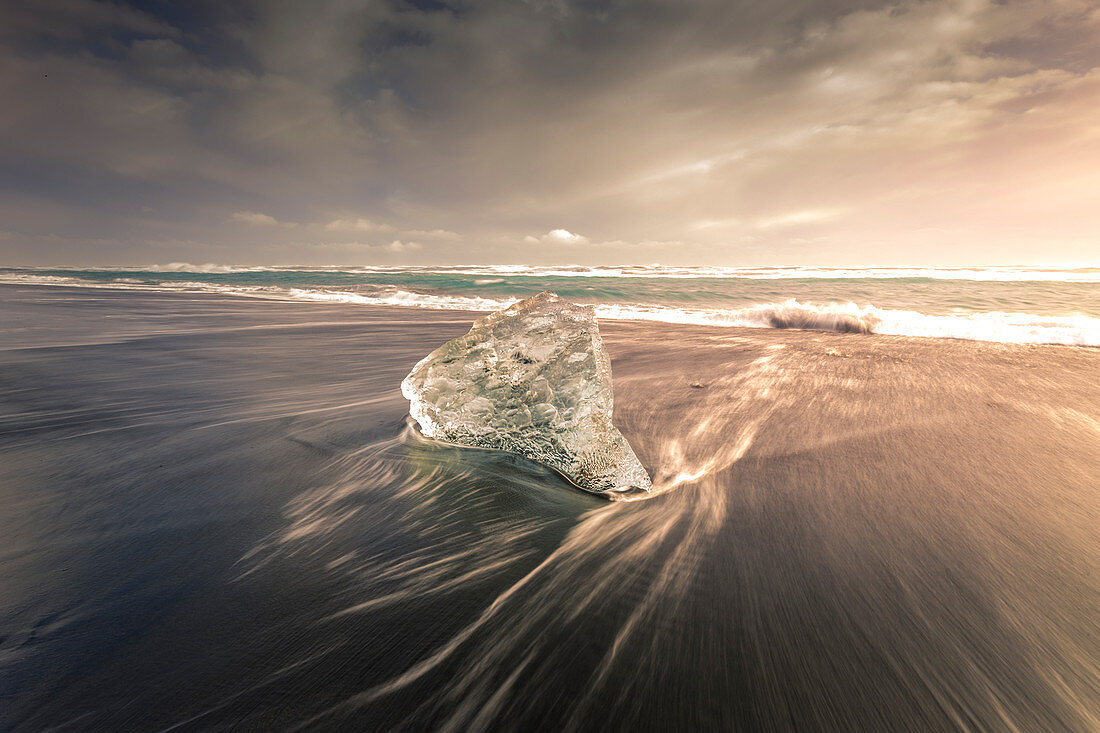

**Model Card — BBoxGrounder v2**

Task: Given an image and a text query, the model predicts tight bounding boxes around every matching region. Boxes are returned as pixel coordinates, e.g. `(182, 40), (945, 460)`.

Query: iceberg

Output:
(401, 291), (652, 496)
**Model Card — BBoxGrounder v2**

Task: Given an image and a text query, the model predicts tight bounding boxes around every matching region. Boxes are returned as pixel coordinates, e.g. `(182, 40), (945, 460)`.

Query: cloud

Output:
(757, 209), (845, 229)
(401, 228), (461, 240)
(0, 0), (178, 43)
(324, 218), (394, 232)
(3, 0), (1100, 265)
(384, 240), (422, 253)
(230, 211), (295, 227)
(300, 239), (423, 254)
(292, 238), (420, 255)
(525, 229), (589, 245)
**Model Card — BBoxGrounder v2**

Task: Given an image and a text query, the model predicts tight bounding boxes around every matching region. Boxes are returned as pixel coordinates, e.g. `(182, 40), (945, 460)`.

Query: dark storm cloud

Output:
(2, 0), (1099, 265)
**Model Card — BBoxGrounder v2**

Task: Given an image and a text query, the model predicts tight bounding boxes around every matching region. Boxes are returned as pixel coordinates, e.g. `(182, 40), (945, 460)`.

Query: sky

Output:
(1, 0), (1099, 267)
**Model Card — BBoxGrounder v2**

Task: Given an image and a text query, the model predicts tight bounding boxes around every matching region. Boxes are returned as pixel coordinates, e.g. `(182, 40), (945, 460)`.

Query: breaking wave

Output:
(593, 301), (1099, 346)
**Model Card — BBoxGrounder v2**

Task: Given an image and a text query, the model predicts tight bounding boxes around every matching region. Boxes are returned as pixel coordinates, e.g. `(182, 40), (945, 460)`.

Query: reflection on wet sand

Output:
(2, 287), (1098, 731)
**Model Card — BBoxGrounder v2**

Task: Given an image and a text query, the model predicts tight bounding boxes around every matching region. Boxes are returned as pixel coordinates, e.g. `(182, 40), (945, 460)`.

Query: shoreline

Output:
(1, 281), (1096, 351)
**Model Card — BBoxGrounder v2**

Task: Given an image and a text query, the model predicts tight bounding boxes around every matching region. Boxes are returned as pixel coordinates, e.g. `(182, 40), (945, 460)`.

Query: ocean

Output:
(2, 264), (1099, 346)
(1, 278), (1098, 730)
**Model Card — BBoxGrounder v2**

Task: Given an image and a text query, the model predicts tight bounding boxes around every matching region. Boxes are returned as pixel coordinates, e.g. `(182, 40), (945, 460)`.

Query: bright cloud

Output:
(385, 240), (422, 253)
(525, 229), (590, 246)
(324, 218), (394, 233)
(230, 211), (295, 228)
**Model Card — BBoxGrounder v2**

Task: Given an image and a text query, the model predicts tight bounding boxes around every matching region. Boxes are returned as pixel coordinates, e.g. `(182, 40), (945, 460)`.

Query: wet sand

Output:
(1, 284), (1098, 731)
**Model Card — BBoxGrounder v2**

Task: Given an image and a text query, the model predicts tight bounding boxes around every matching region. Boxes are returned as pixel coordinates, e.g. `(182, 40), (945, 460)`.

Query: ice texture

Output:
(401, 291), (652, 495)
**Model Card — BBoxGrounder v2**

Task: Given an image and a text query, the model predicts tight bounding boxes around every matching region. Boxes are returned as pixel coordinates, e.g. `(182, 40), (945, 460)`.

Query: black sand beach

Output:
(1, 284), (1098, 731)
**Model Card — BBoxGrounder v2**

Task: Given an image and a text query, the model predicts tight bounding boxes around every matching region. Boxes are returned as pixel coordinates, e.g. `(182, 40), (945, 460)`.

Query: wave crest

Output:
(756, 302), (879, 334)
(593, 300), (1097, 346)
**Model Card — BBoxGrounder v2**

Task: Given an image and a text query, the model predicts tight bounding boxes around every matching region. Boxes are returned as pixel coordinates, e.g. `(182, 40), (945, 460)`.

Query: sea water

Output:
(2, 264), (1098, 345)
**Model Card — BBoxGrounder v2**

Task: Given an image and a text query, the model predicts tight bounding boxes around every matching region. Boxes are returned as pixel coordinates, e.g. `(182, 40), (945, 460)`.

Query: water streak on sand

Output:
(3, 288), (1099, 731)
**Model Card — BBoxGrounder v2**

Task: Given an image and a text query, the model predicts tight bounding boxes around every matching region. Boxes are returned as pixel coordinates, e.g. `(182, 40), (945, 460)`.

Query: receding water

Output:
(1, 285), (1098, 731)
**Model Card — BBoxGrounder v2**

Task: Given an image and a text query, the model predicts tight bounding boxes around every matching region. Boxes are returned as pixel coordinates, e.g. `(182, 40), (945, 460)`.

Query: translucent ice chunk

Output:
(401, 291), (652, 495)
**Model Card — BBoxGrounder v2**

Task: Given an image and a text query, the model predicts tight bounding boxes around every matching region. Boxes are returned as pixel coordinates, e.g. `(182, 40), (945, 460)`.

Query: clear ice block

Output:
(401, 291), (652, 495)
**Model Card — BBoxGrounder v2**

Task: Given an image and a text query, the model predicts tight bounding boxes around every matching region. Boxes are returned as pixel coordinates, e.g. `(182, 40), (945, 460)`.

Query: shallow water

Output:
(1, 285), (1098, 731)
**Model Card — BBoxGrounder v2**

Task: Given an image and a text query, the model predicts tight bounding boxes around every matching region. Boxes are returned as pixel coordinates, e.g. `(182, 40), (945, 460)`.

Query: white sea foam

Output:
(1, 274), (79, 284)
(145, 262), (261, 273)
(284, 287), (518, 312)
